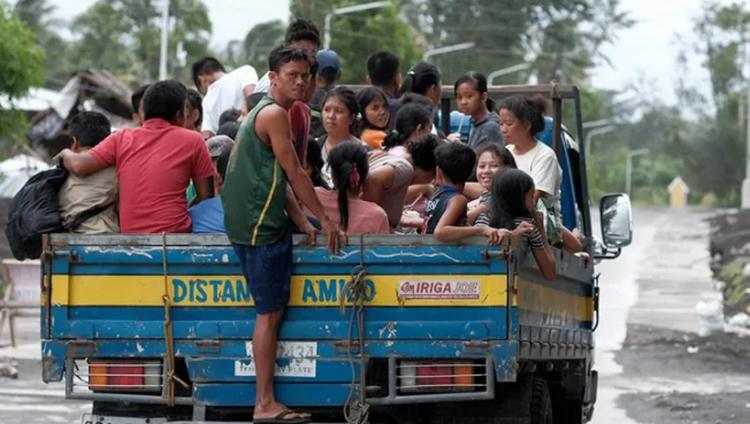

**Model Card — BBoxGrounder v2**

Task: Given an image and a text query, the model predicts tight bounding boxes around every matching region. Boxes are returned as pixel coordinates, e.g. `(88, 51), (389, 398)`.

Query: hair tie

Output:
(355, 112), (362, 120)
(349, 167), (360, 187)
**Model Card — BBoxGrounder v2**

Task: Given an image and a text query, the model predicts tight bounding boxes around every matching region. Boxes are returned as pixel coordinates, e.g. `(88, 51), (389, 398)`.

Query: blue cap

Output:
(316, 49), (340, 73)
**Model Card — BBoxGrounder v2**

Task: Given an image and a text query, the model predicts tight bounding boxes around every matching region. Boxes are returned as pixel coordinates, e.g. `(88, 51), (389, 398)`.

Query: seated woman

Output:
(477, 169), (556, 279)
(499, 95), (584, 253)
(356, 86), (390, 150)
(466, 143), (516, 224)
(499, 95), (564, 246)
(319, 86), (364, 187)
(364, 103), (438, 229)
(312, 141), (390, 235)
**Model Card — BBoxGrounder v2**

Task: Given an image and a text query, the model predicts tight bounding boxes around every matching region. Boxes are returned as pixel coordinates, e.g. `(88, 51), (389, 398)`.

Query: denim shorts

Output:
(232, 232), (293, 314)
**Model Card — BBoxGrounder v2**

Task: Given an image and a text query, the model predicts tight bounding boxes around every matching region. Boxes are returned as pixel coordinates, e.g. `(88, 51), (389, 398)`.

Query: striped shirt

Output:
(475, 214), (545, 249)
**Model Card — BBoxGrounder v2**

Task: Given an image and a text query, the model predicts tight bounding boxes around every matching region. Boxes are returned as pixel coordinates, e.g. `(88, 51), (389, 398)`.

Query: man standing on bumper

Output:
(222, 46), (342, 423)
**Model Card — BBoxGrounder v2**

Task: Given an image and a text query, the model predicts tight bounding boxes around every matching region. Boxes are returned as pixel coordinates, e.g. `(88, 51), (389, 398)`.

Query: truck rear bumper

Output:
(44, 338), (518, 407)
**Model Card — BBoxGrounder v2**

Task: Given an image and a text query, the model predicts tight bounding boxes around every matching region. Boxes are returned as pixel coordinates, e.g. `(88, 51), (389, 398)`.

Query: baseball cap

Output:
(205, 135), (234, 158)
(316, 49), (340, 73)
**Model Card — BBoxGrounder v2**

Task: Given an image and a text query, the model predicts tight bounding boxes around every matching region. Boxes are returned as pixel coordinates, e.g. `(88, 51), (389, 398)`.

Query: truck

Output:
(40, 83), (634, 423)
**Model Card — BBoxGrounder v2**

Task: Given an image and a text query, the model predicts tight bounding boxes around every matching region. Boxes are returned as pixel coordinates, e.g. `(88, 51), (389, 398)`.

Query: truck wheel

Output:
(530, 378), (554, 424)
(554, 399), (584, 424)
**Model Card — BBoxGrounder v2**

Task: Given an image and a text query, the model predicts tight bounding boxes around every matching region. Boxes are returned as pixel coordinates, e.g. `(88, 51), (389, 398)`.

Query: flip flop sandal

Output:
(253, 408), (312, 424)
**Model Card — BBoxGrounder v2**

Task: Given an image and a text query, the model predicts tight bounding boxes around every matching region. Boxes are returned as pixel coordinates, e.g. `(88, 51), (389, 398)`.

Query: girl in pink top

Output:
(314, 141), (390, 235)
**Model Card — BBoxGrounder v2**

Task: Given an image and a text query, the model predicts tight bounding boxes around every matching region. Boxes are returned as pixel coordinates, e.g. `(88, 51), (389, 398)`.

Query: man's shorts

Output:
(232, 232), (293, 314)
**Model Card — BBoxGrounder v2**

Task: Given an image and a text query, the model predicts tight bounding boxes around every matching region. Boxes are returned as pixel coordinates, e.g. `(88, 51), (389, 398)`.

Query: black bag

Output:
(5, 167), (112, 260)
(6, 167), (68, 260)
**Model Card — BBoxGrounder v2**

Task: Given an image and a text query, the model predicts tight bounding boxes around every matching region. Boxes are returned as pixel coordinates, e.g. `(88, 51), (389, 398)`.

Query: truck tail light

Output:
(453, 362), (474, 391)
(399, 361), (417, 388)
(398, 360), (480, 393)
(415, 363), (452, 387)
(87, 360), (161, 392)
(108, 364), (144, 388)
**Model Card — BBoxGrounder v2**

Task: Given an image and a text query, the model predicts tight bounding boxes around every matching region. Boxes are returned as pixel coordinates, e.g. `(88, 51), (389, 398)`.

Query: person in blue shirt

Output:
(189, 136), (234, 233)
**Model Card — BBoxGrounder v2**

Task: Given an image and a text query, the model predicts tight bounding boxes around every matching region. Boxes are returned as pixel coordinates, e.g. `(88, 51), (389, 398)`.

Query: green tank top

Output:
(222, 96), (289, 245)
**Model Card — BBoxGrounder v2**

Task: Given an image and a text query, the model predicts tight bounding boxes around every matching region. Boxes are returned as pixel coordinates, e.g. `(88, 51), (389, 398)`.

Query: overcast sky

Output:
(49, 0), (720, 106)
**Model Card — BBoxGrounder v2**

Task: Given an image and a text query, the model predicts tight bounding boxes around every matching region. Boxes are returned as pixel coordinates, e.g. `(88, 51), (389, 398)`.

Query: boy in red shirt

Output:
(59, 80), (215, 233)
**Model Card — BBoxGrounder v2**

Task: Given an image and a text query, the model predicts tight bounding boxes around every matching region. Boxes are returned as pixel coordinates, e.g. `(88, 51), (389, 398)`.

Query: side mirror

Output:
(600, 194), (633, 249)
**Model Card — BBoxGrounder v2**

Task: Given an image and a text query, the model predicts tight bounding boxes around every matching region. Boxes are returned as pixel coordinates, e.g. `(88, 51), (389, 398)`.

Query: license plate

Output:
(234, 341), (317, 378)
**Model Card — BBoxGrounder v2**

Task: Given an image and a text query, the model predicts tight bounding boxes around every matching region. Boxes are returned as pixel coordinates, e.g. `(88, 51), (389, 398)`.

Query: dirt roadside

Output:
(616, 323), (750, 423)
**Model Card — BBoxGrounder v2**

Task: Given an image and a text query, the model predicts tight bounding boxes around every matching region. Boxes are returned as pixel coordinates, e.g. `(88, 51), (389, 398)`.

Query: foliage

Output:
(0, 4), (44, 98)
(718, 260), (750, 314)
(287, 0), (422, 83)
(11, 0), (70, 88)
(669, 1), (750, 205)
(234, 20), (286, 75)
(71, 0), (212, 85)
(400, 0), (632, 85)
(0, 4), (44, 148)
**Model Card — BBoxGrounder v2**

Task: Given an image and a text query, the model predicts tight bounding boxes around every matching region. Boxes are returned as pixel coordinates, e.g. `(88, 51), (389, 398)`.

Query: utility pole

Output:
(742, 64), (750, 207)
(584, 125), (615, 156)
(423, 42), (475, 61)
(323, 1), (390, 50)
(158, 0), (169, 80)
(626, 148), (649, 198)
(741, 23), (750, 208)
(487, 63), (530, 85)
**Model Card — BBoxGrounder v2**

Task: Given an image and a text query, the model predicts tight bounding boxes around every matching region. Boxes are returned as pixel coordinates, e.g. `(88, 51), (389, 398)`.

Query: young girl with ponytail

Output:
(313, 141), (390, 234)
(448, 72), (504, 149)
(364, 104), (437, 227)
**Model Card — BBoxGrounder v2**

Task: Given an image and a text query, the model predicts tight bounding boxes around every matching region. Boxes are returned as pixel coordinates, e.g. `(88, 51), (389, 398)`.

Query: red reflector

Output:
(109, 365), (144, 389)
(415, 364), (452, 387)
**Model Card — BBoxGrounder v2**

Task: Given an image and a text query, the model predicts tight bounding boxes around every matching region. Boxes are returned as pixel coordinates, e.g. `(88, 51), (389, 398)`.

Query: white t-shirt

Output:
(201, 65), (258, 134)
(253, 72), (271, 95)
(507, 141), (561, 199)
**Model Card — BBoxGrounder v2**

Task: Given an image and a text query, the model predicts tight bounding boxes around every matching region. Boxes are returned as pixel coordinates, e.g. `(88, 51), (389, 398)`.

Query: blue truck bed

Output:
(41, 233), (597, 421)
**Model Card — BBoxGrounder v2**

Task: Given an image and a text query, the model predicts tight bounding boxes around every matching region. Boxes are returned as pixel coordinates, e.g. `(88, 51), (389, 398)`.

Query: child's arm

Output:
(285, 185), (318, 245)
(521, 219), (557, 279)
(434, 195), (504, 243)
(463, 182), (484, 201)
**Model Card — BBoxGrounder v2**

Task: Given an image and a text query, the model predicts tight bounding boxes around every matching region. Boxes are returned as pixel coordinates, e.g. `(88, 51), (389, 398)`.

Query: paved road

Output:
(0, 317), (89, 424)
(592, 207), (750, 424)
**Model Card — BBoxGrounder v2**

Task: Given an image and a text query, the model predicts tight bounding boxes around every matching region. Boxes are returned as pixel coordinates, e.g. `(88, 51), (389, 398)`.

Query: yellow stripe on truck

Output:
(514, 277), (594, 323)
(50, 274), (508, 307)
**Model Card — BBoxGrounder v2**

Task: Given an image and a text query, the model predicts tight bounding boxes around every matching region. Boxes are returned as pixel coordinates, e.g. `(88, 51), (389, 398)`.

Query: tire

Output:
(554, 399), (584, 424)
(530, 378), (554, 424)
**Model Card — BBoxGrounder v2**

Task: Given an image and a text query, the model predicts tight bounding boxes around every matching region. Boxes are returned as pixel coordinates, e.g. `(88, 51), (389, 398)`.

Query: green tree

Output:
(401, 0), (529, 84)
(242, 20), (286, 75)
(0, 3), (44, 153)
(289, 0), (422, 83)
(12, 0), (70, 88)
(400, 0), (631, 85)
(70, 0), (212, 85)
(665, 1), (750, 204)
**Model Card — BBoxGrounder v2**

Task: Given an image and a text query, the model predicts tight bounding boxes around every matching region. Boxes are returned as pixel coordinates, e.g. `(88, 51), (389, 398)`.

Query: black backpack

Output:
(5, 167), (110, 260)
